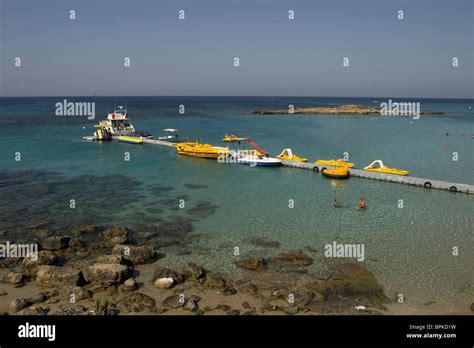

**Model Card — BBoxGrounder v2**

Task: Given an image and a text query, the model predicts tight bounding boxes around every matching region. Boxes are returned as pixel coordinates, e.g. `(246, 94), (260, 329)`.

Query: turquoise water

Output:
(0, 97), (473, 311)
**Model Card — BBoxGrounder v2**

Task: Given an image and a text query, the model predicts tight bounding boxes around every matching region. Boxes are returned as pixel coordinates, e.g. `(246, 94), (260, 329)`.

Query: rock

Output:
(187, 263), (205, 280)
(470, 303), (474, 312)
(9, 292), (50, 312)
(69, 238), (83, 249)
(154, 277), (174, 289)
(242, 309), (257, 315)
(83, 263), (130, 286)
(242, 301), (251, 309)
(282, 306), (299, 315)
(0, 291), (7, 296)
(162, 295), (185, 308)
(222, 287), (237, 296)
(106, 236), (129, 247)
(152, 266), (187, 283)
(36, 266), (85, 287)
(204, 273), (227, 289)
(22, 251), (57, 277)
(3, 271), (24, 285)
(184, 299), (199, 312)
(55, 305), (91, 316)
(20, 305), (49, 315)
(102, 227), (129, 241)
(272, 250), (313, 267)
(42, 236), (70, 250)
(95, 255), (125, 265)
(215, 304), (231, 312)
(235, 257), (266, 271)
(239, 282), (259, 295)
(73, 225), (100, 235)
(62, 286), (92, 301)
(226, 309), (240, 316)
(122, 278), (138, 291)
(112, 245), (155, 265)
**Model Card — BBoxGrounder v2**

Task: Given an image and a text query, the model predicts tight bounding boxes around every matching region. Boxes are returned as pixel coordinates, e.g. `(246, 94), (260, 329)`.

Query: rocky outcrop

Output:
(83, 263), (130, 286)
(271, 250), (313, 267)
(112, 245), (156, 265)
(36, 266), (85, 287)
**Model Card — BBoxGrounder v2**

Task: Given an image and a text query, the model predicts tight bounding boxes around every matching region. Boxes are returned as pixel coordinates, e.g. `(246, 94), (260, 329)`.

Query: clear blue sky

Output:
(0, 0), (472, 98)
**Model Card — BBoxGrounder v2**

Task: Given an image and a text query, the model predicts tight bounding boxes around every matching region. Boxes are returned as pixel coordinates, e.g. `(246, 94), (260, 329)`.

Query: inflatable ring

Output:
(423, 182), (432, 188)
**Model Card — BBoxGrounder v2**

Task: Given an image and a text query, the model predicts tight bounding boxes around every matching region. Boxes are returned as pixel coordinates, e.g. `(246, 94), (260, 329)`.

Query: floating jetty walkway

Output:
(141, 138), (474, 194)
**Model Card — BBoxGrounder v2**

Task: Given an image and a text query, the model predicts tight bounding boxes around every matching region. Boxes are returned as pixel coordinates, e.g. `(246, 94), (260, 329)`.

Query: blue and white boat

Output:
(237, 154), (282, 167)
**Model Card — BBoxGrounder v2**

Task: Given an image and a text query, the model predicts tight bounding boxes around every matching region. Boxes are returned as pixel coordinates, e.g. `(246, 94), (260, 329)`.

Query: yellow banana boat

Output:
(315, 159), (356, 168)
(116, 136), (143, 144)
(363, 160), (409, 176)
(176, 141), (229, 159)
(276, 148), (308, 162)
(222, 134), (248, 142)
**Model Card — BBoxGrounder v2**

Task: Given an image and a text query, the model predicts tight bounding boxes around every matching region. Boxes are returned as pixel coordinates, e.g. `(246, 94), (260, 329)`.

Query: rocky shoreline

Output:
(252, 104), (443, 115)
(0, 225), (394, 316)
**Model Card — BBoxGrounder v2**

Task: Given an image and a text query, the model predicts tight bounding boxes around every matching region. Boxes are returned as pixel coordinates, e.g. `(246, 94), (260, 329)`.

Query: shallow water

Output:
(0, 96), (473, 311)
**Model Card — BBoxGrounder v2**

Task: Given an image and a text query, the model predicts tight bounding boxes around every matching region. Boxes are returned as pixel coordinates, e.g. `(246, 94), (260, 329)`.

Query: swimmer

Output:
(333, 197), (341, 208)
(358, 197), (366, 209)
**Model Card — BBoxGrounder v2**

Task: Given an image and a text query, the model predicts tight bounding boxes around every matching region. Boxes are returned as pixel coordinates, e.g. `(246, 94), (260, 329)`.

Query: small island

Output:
(253, 104), (444, 115)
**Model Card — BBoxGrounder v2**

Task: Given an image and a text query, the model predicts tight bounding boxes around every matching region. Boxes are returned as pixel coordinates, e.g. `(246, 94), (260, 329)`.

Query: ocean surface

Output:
(0, 96), (473, 312)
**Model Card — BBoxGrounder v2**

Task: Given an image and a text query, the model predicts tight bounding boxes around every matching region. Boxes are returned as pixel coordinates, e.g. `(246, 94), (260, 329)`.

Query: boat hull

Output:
(322, 168), (350, 179)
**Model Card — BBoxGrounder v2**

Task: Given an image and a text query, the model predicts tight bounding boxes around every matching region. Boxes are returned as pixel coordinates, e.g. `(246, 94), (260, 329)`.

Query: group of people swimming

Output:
(333, 197), (366, 209)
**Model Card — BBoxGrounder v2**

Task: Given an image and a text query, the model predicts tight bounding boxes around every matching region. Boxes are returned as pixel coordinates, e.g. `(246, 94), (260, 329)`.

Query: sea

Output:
(0, 96), (472, 312)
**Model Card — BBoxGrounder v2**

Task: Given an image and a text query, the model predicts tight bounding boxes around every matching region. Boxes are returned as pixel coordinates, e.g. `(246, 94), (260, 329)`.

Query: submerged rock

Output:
(42, 236), (70, 250)
(187, 201), (218, 219)
(235, 257), (266, 271)
(272, 250), (313, 267)
(244, 237), (280, 248)
(112, 245), (156, 265)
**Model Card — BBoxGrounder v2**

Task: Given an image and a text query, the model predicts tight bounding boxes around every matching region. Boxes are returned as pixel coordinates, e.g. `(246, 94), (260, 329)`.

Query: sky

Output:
(0, 0), (473, 98)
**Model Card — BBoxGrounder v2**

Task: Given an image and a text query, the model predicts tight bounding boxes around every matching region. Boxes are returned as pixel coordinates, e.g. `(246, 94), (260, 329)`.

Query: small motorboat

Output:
(158, 129), (179, 142)
(276, 148), (308, 162)
(315, 159), (356, 168)
(83, 128), (112, 142)
(237, 154), (282, 167)
(363, 160), (409, 176)
(222, 133), (248, 142)
(321, 166), (350, 179)
(115, 135), (143, 144)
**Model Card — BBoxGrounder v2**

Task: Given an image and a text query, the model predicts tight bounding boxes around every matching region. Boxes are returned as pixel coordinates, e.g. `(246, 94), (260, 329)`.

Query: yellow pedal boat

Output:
(363, 160), (409, 176)
(176, 141), (229, 159)
(276, 148), (308, 162)
(315, 159), (356, 168)
(222, 134), (248, 142)
(322, 166), (350, 179)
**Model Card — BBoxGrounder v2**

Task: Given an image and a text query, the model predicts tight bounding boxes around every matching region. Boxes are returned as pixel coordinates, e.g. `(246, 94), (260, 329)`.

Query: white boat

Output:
(237, 154), (282, 167)
(94, 106), (136, 135)
(157, 128), (179, 142)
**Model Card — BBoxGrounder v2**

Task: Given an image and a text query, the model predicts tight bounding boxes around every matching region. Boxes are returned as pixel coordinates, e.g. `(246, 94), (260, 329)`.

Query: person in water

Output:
(333, 197), (341, 208)
(358, 197), (366, 209)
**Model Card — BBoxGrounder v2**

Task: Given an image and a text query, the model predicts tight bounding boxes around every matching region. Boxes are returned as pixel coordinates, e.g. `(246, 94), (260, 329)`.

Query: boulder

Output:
(122, 278), (138, 291)
(162, 295), (186, 308)
(204, 273), (227, 289)
(153, 277), (174, 289)
(152, 266), (187, 283)
(94, 255), (125, 265)
(102, 227), (129, 240)
(83, 263), (130, 286)
(9, 292), (50, 312)
(235, 257), (266, 271)
(42, 236), (70, 250)
(3, 272), (24, 285)
(112, 245), (155, 265)
(184, 299), (199, 312)
(36, 266), (85, 287)
(22, 251), (57, 277)
(187, 263), (205, 280)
